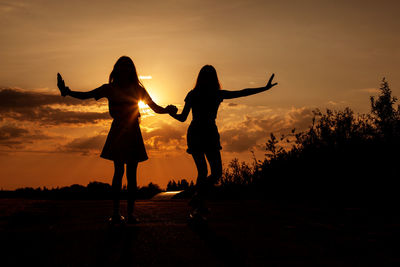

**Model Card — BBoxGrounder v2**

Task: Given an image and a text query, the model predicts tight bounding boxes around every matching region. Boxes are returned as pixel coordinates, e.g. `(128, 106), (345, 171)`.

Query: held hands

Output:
(165, 105), (178, 115)
(57, 73), (70, 97)
(265, 73), (278, 90)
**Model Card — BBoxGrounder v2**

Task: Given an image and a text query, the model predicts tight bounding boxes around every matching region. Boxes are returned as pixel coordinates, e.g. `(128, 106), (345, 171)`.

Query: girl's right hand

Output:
(57, 73), (70, 97)
(265, 73), (278, 90)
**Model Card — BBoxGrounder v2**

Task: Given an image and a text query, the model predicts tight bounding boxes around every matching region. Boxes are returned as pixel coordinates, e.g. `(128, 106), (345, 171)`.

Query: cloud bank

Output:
(0, 88), (318, 157)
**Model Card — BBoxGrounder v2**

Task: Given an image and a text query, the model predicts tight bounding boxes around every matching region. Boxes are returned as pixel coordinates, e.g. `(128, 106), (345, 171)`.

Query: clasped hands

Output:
(165, 105), (178, 115)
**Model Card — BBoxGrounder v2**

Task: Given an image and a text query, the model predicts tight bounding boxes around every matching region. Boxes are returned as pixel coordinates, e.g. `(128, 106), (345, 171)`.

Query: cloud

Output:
(1, 105), (110, 125)
(142, 123), (187, 151)
(0, 1), (27, 13)
(0, 87), (317, 157)
(0, 88), (96, 108)
(0, 88), (109, 125)
(220, 107), (314, 153)
(59, 122), (187, 156)
(0, 124), (50, 148)
(61, 135), (106, 155)
(357, 88), (380, 94)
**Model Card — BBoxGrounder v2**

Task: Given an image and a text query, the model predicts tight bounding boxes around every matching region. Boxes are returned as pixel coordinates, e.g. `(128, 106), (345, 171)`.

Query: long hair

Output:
(194, 65), (221, 92)
(109, 56), (143, 88)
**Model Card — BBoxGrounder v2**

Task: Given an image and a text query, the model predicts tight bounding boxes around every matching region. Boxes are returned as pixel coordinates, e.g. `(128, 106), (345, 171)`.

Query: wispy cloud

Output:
(0, 124), (51, 148)
(357, 88), (380, 94)
(0, 88), (110, 125)
(60, 135), (106, 155)
(218, 104), (314, 153)
(0, 1), (28, 14)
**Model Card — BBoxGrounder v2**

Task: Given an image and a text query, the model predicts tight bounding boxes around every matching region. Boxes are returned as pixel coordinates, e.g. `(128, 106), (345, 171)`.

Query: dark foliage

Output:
(166, 179), (195, 191)
(218, 78), (400, 198)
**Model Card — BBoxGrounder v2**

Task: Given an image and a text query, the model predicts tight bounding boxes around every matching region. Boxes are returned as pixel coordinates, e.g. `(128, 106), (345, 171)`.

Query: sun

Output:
(138, 100), (151, 114)
(138, 100), (147, 109)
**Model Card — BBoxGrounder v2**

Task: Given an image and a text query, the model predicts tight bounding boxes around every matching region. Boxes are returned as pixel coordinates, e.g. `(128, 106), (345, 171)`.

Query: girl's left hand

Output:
(57, 73), (70, 97)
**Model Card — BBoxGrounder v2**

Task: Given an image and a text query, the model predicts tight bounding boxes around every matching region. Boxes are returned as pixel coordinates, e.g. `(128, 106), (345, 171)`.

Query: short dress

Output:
(92, 84), (152, 162)
(184, 89), (223, 154)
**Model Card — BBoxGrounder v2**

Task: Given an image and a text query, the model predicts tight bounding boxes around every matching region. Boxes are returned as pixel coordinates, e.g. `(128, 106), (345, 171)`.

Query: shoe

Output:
(108, 214), (125, 225)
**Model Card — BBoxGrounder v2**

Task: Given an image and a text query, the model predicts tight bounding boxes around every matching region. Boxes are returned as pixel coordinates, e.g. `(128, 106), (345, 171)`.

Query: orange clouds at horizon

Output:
(0, 86), (320, 189)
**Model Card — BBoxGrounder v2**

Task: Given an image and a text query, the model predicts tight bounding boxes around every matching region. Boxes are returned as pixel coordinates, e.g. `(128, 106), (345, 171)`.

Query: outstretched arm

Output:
(57, 73), (98, 100)
(170, 102), (191, 122)
(221, 73), (277, 100)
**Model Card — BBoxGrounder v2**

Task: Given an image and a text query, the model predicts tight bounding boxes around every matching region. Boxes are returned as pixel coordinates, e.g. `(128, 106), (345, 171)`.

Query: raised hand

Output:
(266, 73), (278, 89)
(165, 105), (178, 115)
(57, 73), (70, 97)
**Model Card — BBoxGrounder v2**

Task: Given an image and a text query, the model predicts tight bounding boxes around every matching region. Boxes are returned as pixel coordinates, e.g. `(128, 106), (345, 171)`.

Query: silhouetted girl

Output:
(57, 56), (176, 224)
(170, 65), (277, 221)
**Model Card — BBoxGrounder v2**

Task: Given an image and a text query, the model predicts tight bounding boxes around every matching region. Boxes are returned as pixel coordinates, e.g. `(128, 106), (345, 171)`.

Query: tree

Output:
(370, 78), (399, 139)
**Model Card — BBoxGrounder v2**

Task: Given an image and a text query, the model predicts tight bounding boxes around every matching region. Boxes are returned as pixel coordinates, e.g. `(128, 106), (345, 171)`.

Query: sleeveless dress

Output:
(92, 84), (151, 162)
(184, 89), (223, 154)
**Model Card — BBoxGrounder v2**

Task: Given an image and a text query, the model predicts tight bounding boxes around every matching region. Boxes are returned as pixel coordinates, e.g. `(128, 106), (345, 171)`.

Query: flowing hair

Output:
(194, 65), (221, 92)
(109, 56), (144, 88)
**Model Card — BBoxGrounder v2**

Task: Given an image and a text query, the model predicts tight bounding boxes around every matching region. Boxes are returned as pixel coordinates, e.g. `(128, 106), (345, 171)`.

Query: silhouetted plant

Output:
(217, 78), (399, 197)
(221, 158), (253, 186)
(370, 78), (400, 140)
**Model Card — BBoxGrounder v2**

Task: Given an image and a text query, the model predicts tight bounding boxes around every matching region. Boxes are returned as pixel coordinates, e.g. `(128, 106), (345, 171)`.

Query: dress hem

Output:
(100, 154), (148, 163)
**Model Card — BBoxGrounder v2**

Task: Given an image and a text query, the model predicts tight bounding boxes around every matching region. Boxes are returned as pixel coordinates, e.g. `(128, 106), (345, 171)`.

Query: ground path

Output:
(0, 199), (397, 266)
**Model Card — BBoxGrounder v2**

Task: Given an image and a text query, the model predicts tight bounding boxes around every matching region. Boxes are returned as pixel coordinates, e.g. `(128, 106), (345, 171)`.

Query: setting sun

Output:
(138, 100), (147, 109)
(138, 100), (151, 114)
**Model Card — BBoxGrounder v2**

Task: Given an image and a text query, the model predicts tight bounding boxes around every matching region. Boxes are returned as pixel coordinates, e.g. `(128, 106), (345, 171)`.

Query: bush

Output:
(219, 78), (400, 198)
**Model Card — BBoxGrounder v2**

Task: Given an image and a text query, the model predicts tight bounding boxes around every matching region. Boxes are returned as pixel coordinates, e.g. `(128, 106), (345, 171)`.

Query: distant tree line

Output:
(0, 181), (162, 199)
(166, 179), (195, 191)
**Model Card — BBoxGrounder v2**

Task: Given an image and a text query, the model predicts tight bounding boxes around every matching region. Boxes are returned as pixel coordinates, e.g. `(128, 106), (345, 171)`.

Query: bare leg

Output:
(126, 161), (138, 217)
(205, 149), (222, 187)
(191, 152), (208, 196)
(112, 161), (125, 216)
(189, 152), (209, 214)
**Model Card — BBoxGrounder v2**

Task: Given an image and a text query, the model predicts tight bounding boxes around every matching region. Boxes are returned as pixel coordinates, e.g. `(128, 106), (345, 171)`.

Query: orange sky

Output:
(0, 0), (399, 189)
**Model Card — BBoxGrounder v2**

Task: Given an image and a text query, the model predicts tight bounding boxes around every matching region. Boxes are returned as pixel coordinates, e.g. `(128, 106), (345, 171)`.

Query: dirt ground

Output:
(0, 198), (398, 266)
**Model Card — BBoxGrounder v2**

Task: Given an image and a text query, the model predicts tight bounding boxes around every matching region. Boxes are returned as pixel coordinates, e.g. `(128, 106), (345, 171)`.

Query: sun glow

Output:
(138, 100), (151, 115)
(138, 100), (147, 109)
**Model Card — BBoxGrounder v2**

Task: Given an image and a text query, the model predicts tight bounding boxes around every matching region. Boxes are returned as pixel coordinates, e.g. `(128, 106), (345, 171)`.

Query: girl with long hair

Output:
(57, 56), (177, 224)
(170, 65), (277, 221)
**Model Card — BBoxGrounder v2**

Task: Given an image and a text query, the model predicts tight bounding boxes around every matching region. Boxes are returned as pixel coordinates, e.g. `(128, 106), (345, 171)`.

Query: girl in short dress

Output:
(57, 56), (176, 224)
(170, 65), (277, 221)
